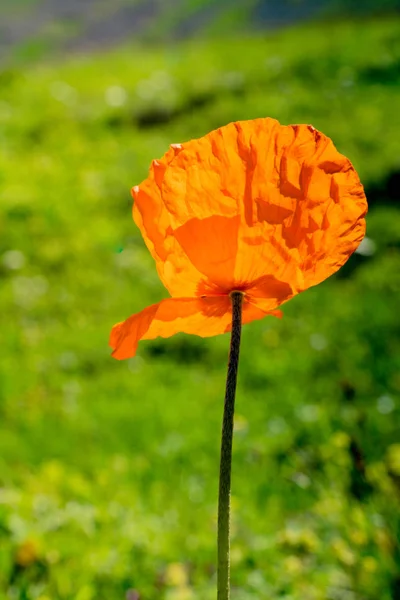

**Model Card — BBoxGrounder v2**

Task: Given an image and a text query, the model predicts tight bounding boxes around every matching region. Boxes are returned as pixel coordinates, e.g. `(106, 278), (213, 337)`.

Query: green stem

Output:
(217, 291), (243, 600)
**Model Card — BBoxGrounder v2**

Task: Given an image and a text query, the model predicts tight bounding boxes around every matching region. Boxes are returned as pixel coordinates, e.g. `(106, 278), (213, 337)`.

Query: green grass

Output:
(0, 16), (400, 600)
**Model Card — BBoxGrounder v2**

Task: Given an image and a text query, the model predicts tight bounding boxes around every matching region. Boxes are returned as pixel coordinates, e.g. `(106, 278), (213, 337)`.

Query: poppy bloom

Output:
(110, 117), (367, 360)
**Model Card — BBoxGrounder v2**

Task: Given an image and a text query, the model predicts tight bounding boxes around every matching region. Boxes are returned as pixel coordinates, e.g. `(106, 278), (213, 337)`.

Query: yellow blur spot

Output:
(314, 495), (343, 517)
(15, 539), (40, 567)
(166, 588), (193, 600)
(230, 546), (243, 565)
(332, 431), (350, 448)
(375, 529), (393, 553)
(283, 555), (303, 575)
(165, 562), (188, 587)
(387, 444), (400, 475)
(234, 414), (248, 433)
(279, 527), (319, 553)
(350, 529), (367, 546)
(332, 539), (355, 566)
(41, 460), (64, 484)
(362, 556), (378, 573)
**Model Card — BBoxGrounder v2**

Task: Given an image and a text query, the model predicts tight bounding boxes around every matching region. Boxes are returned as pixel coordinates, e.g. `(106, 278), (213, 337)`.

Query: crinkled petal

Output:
(110, 295), (280, 360)
(232, 122), (367, 292)
(134, 119), (366, 301)
(132, 149), (210, 297)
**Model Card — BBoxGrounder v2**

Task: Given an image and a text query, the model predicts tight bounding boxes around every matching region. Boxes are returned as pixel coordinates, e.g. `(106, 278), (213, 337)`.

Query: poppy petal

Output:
(110, 295), (280, 360)
(138, 118), (366, 299)
(231, 121), (367, 291)
(132, 150), (209, 297)
(173, 214), (240, 292)
(246, 274), (294, 311)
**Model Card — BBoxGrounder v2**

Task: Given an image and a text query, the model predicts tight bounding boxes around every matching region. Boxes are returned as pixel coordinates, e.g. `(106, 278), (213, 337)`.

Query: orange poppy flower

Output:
(110, 117), (367, 360)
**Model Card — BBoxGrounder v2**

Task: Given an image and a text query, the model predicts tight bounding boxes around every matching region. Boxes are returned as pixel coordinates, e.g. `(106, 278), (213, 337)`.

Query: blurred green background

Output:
(1, 1), (400, 599)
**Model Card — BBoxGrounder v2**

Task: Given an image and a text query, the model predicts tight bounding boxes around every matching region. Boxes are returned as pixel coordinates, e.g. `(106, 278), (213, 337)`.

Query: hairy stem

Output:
(217, 291), (243, 600)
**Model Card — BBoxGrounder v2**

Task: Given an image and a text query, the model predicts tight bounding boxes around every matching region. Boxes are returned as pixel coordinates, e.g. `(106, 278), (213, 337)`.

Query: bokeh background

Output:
(1, 1), (400, 598)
